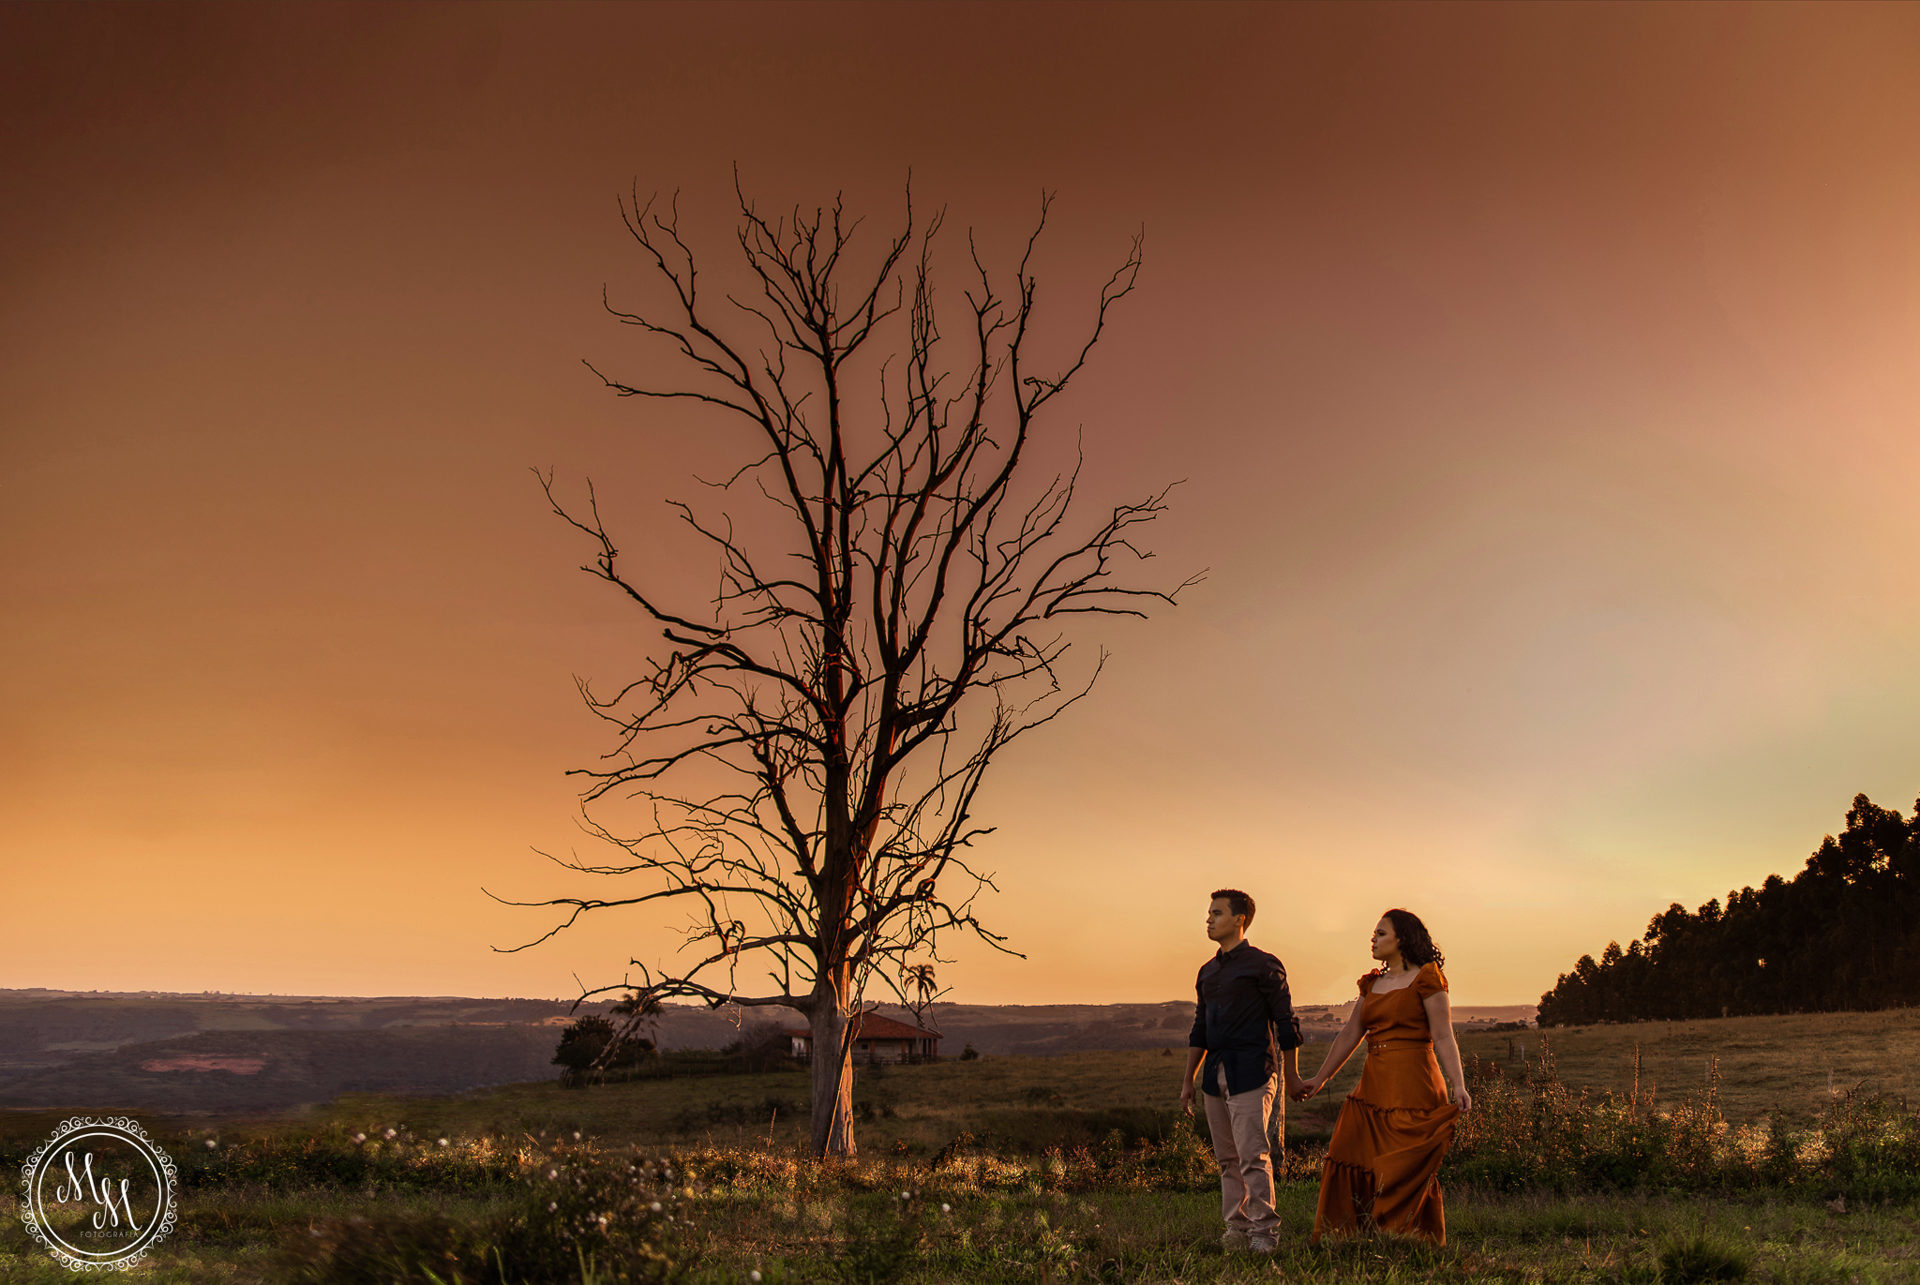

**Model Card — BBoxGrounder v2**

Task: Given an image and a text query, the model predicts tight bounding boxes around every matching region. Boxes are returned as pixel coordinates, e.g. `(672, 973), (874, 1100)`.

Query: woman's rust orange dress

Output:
(1312, 961), (1459, 1245)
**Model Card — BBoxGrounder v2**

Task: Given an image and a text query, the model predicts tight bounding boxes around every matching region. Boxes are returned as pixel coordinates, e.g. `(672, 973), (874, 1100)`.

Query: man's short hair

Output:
(1211, 888), (1255, 928)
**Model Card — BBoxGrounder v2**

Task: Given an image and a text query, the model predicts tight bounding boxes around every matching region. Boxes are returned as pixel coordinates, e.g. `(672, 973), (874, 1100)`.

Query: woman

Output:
(1296, 908), (1471, 1245)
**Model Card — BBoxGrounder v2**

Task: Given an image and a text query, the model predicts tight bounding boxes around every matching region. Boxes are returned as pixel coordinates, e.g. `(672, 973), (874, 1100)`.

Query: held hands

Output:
(1289, 1075), (1322, 1102)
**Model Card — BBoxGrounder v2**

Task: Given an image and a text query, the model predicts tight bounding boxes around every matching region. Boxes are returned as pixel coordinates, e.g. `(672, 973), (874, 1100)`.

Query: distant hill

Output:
(0, 989), (1531, 1115)
(0, 992), (609, 1114)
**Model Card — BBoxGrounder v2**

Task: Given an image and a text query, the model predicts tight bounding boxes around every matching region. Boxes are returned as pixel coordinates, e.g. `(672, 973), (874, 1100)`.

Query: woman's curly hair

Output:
(1383, 908), (1445, 971)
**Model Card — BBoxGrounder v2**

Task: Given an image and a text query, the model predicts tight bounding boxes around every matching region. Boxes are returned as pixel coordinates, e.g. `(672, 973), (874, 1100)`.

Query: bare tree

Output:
(493, 177), (1194, 1157)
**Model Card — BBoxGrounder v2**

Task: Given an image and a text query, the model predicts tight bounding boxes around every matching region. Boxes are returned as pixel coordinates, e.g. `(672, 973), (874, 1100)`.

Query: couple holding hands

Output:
(1179, 890), (1473, 1253)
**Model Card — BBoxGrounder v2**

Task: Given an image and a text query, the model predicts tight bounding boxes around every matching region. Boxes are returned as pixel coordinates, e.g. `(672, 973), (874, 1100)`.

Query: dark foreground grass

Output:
(3, 1146), (1917, 1283)
(3, 1113), (1919, 1283)
(5, 1044), (1920, 1282)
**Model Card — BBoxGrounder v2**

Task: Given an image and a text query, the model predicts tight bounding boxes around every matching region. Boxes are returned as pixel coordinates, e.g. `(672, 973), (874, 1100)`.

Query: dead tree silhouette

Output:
(492, 176), (1194, 1157)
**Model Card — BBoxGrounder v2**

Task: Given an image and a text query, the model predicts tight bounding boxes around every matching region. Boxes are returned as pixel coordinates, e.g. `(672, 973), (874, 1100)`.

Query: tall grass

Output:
(1450, 1036), (1920, 1199)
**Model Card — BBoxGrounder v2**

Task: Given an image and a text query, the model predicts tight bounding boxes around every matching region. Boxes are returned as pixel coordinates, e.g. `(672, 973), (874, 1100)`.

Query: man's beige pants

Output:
(1204, 1064), (1280, 1237)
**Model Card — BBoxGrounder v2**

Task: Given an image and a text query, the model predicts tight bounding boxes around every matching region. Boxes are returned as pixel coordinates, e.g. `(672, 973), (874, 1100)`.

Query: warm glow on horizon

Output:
(4, 4), (1919, 1010)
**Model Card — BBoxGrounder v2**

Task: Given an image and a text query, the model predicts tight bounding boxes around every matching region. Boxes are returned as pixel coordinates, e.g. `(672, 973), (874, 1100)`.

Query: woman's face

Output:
(1371, 916), (1398, 962)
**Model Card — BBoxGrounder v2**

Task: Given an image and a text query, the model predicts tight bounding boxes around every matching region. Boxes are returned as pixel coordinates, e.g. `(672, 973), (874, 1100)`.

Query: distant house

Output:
(787, 1013), (939, 1063)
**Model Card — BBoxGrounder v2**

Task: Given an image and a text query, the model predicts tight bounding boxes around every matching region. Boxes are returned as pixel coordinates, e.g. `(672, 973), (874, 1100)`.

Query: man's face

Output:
(1205, 897), (1244, 944)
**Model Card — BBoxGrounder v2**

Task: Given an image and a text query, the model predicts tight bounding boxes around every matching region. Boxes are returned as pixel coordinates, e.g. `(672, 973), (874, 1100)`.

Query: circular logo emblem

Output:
(19, 1116), (178, 1271)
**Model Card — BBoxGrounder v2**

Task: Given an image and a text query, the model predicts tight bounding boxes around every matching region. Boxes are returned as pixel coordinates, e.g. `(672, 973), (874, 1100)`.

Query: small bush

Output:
(283, 1140), (690, 1284)
(554, 1016), (655, 1087)
(1657, 1236), (1749, 1282)
(1817, 1088), (1920, 1200)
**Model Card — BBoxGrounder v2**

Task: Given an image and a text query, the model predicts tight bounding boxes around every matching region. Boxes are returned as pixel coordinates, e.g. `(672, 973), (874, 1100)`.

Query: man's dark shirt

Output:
(1190, 940), (1304, 1097)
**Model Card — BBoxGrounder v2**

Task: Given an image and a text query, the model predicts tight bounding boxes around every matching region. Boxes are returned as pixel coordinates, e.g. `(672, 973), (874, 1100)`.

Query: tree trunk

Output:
(808, 983), (857, 1157)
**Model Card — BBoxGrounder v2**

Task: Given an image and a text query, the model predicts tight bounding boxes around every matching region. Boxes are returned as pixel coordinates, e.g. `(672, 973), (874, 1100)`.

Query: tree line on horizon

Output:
(1537, 792), (1920, 1026)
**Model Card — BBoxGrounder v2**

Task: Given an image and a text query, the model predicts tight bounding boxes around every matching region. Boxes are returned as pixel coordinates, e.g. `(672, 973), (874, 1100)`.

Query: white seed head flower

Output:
(352, 1133), (366, 1143)
(941, 1203), (950, 1213)
(548, 1201), (558, 1212)
(573, 1131), (581, 1140)
(549, 1169), (559, 1180)
(650, 1201), (663, 1213)
(750, 1273), (762, 1283)
(205, 1139), (217, 1149)
(438, 1138), (449, 1147)
(383, 1128), (397, 1139)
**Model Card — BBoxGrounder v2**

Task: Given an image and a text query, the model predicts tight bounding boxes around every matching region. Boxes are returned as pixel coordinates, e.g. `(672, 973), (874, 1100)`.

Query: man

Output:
(1180, 888), (1306, 1254)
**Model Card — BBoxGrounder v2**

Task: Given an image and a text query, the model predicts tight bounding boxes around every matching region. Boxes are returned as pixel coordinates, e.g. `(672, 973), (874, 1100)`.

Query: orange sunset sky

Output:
(4, 3), (1919, 1008)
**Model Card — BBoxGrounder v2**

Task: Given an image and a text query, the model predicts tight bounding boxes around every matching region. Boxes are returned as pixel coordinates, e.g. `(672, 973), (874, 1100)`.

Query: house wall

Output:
(789, 1037), (940, 1063)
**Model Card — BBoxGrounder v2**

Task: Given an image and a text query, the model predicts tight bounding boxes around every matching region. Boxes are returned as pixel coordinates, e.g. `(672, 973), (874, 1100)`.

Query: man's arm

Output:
(1262, 958), (1308, 1094)
(1180, 1047), (1204, 1114)
(1182, 975), (1207, 1113)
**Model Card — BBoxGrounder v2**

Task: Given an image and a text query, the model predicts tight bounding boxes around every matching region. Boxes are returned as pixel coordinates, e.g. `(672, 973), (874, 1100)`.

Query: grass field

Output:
(169, 1004), (1920, 1152)
(1458, 1009), (1920, 1127)
(3, 1008), (1917, 1283)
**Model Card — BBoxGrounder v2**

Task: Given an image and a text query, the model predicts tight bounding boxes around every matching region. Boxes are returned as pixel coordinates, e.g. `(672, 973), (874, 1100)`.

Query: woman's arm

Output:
(1298, 1000), (1366, 1098)
(1423, 989), (1473, 1112)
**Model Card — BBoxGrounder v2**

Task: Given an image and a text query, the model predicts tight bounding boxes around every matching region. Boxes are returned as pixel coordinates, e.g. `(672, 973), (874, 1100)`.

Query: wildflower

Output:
(751, 1273), (763, 1283)
(650, 1201), (663, 1213)
(352, 1133), (366, 1144)
(383, 1128), (397, 1140)
(549, 1169), (559, 1180)
(941, 1203), (950, 1213)
(900, 1190), (910, 1200)
(549, 1202), (558, 1212)
(205, 1139), (217, 1150)
(438, 1137), (449, 1147)
(573, 1131), (582, 1140)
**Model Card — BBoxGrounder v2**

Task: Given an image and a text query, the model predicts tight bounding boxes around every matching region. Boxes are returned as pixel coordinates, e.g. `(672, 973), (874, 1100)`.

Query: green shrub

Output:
(553, 1016), (655, 1088)
(1657, 1236), (1749, 1282)
(282, 1141), (690, 1284)
(1816, 1089), (1920, 1199)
